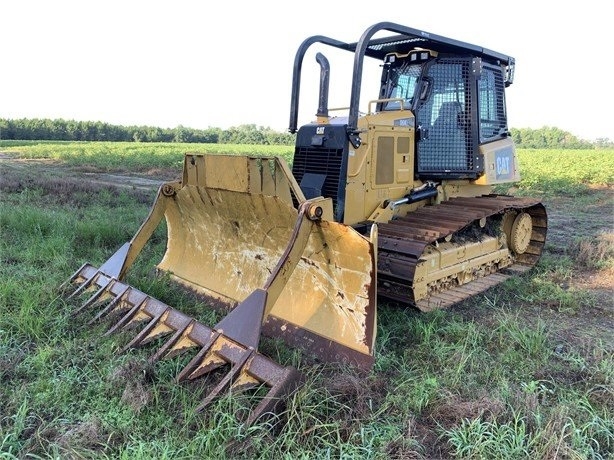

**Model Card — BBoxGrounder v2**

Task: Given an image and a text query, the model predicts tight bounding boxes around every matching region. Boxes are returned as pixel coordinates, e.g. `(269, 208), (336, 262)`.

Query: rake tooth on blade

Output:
(67, 269), (101, 299)
(185, 334), (253, 381)
(120, 307), (170, 353)
(245, 366), (302, 427)
(194, 348), (254, 413)
(161, 321), (206, 360)
(186, 353), (227, 381)
(133, 310), (176, 347)
(148, 318), (195, 363)
(176, 331), (221, 382)
(59, 262), (89, 292)
(73, 277), (117, 316)
(230, 362), (263, 394)
(104, 297), (147, 336)
(136, 305), (197, 350)
(87, 284), (132, 325)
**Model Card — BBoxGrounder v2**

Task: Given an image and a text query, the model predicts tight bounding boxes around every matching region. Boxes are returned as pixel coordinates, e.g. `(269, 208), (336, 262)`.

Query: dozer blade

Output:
(157, 155), (377, 368)
(60, 154), (377, 423)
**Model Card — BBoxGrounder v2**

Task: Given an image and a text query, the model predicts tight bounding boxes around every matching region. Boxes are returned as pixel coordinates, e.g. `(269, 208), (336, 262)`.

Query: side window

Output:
(431, 75), (466, 124)
(478, 67), (507, 141)
(383, 63), (422, 111)
(415, 61), (467, 130)
(393, 73), (419, 101)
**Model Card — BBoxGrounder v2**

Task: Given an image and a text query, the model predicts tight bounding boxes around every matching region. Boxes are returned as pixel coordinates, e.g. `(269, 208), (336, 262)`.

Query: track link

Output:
(377, 195), (547, 310)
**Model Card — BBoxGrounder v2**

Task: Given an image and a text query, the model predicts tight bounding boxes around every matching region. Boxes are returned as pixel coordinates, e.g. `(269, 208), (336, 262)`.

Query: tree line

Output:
(0, 118), (611, 149)
(0, 118), (296, 145)
(509, 126), (611, 149)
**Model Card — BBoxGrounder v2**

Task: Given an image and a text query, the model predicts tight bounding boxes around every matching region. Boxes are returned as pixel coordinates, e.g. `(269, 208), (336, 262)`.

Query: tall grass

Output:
(1, 144), (612, 458)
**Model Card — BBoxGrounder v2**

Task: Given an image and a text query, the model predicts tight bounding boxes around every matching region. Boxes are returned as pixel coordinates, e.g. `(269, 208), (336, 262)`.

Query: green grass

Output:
(496, 148), (614, 196)
(1, 143), (612, 458)
(0, 140), (295, 172)
(3, 141), (611, 193)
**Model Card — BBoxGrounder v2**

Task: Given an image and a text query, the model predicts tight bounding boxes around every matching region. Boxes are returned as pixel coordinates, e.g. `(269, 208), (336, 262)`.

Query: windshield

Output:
(382, 62), (423, 111)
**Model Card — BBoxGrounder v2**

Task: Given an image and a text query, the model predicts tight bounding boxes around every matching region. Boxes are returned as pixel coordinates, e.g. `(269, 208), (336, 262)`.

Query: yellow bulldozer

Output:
(61, 22), (547, 425)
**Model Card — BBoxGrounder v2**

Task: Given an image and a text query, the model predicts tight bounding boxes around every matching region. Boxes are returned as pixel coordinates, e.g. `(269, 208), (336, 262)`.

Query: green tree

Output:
(510, 126), (593, 149)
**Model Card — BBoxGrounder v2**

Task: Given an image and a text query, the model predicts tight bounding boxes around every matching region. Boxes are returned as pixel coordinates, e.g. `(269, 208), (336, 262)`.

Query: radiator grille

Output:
(292, 147), (344, 209)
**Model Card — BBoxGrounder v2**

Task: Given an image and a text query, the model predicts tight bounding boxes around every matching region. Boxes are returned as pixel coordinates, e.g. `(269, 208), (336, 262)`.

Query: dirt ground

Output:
(0, 153), (174, 190)
(539, 189), (613, 351)
(1, 153), (612, 353)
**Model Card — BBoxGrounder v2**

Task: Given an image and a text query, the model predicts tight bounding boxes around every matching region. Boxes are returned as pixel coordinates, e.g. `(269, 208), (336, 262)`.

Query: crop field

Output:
(0, 141), (612, 459)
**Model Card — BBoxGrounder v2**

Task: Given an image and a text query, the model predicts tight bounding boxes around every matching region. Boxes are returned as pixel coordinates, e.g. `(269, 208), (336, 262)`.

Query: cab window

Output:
(382, 63), (422, 111)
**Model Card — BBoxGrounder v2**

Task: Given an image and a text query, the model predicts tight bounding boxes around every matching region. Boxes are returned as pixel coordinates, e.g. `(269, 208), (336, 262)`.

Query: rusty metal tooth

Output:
(194, 348), (254, 412)
(165, 321), (214, 361)
(245, 367), (302, 426)
(119, 306), (170, 353)
(104, 297), (147, 336)
(229, 361), (263, 394)
(185, 341), (232, 381)
(67, 269), (101, 299)
(87, 284), (132, 325)
(176, 331), (221, 382)
(73, 277), (117, 316)
(148, 318), (195, 363)
(58, 263), (89, 293)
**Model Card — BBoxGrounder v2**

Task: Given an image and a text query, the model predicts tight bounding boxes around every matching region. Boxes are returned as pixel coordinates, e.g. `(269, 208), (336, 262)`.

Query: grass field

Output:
(0, 142), (612, 459)
(0, 140), (294, 172)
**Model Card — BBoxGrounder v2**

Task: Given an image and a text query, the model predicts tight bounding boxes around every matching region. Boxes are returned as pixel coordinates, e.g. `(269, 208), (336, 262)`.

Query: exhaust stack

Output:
(315, 52), (330, 122)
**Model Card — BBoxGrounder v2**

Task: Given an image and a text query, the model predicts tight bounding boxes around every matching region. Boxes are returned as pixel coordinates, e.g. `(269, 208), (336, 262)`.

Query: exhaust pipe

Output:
(315, 52), (330, 119)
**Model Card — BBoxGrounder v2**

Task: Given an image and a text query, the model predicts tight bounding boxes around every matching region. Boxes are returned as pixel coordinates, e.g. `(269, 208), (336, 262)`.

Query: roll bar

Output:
(288, 21), (514, 142)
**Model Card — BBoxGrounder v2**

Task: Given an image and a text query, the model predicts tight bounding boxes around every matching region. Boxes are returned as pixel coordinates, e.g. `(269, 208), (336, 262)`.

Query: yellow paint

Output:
(154, 155), (377, 357)
(413, 235), (513, 302)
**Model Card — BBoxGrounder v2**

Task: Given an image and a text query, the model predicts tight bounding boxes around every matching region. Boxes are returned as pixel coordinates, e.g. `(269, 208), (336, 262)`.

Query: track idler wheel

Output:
(509, 212), (533, 254)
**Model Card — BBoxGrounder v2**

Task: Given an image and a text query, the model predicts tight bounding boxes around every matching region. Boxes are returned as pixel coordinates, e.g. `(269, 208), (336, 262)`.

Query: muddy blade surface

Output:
(63, 264), (302, 426)
(155, 155), (377, 369)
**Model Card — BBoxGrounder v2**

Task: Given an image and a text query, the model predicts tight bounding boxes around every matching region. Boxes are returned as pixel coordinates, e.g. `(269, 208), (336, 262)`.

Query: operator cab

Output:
(288, 22), (516, 223)
(377, 49), (510, 180)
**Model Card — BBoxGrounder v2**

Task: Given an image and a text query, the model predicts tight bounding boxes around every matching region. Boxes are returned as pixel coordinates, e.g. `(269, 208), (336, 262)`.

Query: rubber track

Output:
(376, 195), (547, 310)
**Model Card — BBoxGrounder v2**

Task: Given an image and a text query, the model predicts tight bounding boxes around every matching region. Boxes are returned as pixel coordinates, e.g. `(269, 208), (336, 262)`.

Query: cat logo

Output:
(496, 156), (510, 175)
(495, 148), (514, 180)
(316, 126), (325, 135)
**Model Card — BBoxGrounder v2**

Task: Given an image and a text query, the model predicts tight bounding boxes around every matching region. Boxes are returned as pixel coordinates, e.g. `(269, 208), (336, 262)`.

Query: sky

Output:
(2, 0), (612, 141)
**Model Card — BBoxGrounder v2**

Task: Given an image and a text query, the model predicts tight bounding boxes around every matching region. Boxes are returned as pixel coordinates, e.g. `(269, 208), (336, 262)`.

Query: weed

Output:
(444, 409), (536, 459)
(569, 233), (614, 269)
